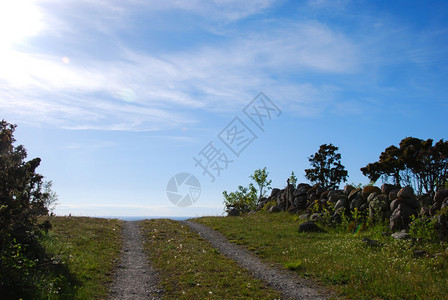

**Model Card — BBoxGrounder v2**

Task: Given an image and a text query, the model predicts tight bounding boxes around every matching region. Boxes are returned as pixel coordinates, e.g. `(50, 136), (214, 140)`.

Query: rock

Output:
(391, 230), (412, 240)
(344, 185), (355, 194)
(350, 195), (366, 211)
(315, 186), (326, 196)
(397, 186), (414, 199)
(288, 205), (298, 214)
(270, 188), (281, 198)
(413, 250), (429, 258)
(390, 199), (400, 212)
(369, 195), (390, 219)
(389, 189), (401, 201)
(320, 190), (330, 200)
(328, 194), (343, 203)
(434, 189), (448, 204)
(390, 204), (416, 231)
(227, 208), (240, 216)
(367, 192), (377, 203)
(429, 189), (448, 216)
(348, 188), (362, 201)
(362, 238), (383, 247)
(402, 196), (420, 210)
(359, 203), (368, 212)
(381, 183), (401, 195)
(294, 195), (308, 210)
(310, 213), (322, 222)
(269, 205), (281, 213)
(334, 197), (348, 212)
(299, 213), (309, 220)
(298, 221), (324, 233)
(327, 190), (340, 199)
(309, 193), (319, 202)
(296, 183), (312, 195)
(441, 198), (448, 210)
(362, 186), (381, 200)
(420, 206), (430, 217)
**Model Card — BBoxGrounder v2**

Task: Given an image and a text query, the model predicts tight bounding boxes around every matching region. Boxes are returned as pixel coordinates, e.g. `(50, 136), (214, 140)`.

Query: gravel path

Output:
(183, 220), (332, 300)
(109, 221), (161, 300)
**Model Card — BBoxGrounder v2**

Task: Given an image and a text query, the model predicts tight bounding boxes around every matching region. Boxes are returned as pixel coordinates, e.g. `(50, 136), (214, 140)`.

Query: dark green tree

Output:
(0, 120), (55, 296)
(305, 144), (348, 189)
(361, 145), (404, 186)
(361, 137), (448, 198)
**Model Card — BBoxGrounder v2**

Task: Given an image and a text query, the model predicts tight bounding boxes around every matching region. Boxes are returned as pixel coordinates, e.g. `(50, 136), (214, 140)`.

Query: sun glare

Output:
(0, 0), (44, 50)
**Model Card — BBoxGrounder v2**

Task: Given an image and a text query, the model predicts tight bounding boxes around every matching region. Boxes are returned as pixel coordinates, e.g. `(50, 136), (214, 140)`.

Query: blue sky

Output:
(0, 0), (447, 217)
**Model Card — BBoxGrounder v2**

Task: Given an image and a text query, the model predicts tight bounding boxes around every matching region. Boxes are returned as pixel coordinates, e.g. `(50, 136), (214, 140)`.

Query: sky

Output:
(0, 0), (447, 217)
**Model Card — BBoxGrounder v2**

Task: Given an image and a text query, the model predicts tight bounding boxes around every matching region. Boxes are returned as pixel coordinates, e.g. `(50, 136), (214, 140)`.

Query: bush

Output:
(0, 120), (57, 297)
(223, 184), (257, 213)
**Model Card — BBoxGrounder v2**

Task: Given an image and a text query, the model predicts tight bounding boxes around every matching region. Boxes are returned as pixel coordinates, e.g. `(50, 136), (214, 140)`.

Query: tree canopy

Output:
(361, 137), (448, 197)
(305, 144), (348, 190)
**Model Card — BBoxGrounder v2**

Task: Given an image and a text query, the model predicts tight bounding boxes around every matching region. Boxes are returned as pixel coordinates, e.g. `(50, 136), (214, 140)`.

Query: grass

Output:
(38, 216), (123, 298)
(194, 212), (448, 299)
(141, 219), (281, 299)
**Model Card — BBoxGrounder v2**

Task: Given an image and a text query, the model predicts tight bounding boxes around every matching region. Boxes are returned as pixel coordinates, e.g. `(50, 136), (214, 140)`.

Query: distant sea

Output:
(100, 216), (192, 221)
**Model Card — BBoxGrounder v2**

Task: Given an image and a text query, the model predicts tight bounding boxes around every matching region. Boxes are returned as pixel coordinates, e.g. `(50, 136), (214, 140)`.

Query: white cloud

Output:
(0, 0), (361, 131)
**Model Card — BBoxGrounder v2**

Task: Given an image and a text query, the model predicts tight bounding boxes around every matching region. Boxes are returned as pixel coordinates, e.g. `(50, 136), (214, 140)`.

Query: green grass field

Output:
(141, 219), (281, 299)
(195, 212), (448, 299)
(39, 216), (122, 298)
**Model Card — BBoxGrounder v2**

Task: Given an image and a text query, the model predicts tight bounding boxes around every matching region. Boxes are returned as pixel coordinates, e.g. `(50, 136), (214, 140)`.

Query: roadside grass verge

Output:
(141, 219), (281, 299)
(195, 212), (448, 299)
(38, 216), (122, 298)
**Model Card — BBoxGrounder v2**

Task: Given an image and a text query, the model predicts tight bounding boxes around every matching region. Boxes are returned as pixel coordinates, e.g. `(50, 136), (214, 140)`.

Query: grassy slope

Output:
(40, 216), (122, 298)
(195, 212), (448, 299)
(141, 219), (281, 299)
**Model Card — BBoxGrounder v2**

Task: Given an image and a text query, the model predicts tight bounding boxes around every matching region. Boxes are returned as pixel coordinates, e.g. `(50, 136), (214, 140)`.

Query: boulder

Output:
(310, 213), (322, 222)
(328, 194), (343, 203)
(299, 213), (310, 220)
(390, 199), (400, 212)
(227, 208), (240, 216)
(315, 186), (326, 196)
(362, 186), (381, 200)
(334, 197), (348, 212)
(381, 183), (401, 195)
(343, 185), (355, 194)
(390, 203), (416, 231)
(320, 190), (330, 200)
(350, 194), (366, 211)
(294, 195), (308, 210)
(434, 189), (448, 204)
(296, 183), (311, 195)
(298, 221), (324, 233)
(348, 188), (362, 201)
(270, 188), (281, 198)
(397, 186), (415, 199)
(402, 196), (420, 210)
(362, 238), (383, 247)
(269, 205), (281, 213)
(441, 198), (448, 210)
(389, 189), (401, 201)
(430, 189), (448, 216)
(288, 205), (298, 214)
(391, 230), (412, 240)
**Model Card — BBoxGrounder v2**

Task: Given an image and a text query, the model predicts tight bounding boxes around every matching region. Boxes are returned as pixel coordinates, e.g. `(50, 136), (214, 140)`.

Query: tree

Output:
(361, 145), (404, 186)
(249, 167), (272, 200)
(288, 171), (297, 187)
(0, 120), (55, 296)
(305, 144), (348, 189)
(361, 137), (448, 198)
